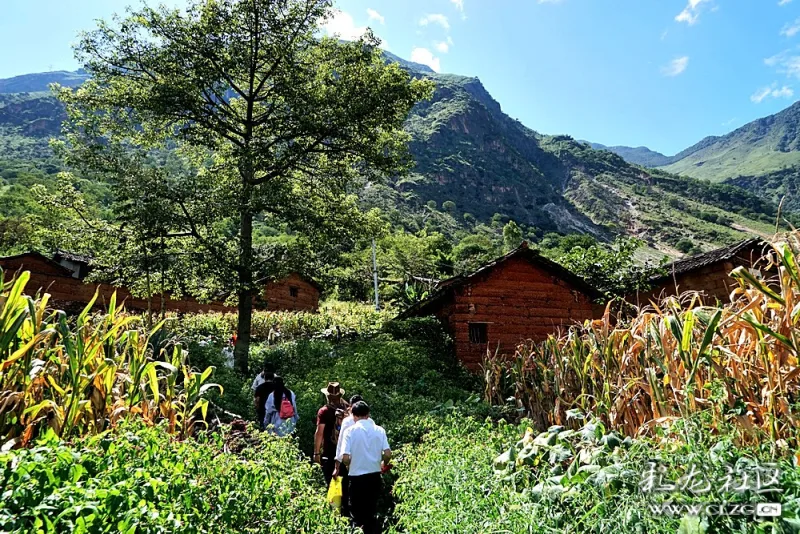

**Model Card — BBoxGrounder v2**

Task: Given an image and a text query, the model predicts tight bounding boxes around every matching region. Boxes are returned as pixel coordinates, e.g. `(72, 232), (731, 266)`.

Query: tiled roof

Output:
(652, 237), (767, 283)
(397, 242), (602, 319)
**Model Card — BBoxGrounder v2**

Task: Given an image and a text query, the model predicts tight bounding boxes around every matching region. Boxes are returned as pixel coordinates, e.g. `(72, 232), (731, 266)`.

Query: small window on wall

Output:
(468, 322), (488, 344)
(289, 286), (299, 298)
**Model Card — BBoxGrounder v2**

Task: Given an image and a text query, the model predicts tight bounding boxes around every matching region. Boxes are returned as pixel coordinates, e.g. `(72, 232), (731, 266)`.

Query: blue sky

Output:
(3, 0), (800, 155)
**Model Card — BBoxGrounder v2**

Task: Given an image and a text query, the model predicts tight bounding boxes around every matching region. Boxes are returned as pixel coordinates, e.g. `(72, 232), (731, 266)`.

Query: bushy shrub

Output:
(255, 337), (478, 453)
(381, 316), (454, 356)
(392, 414), (800, 533)
(187, 341), (255, 421)
(166, 301), (390, 345)
(0, 423), (347, 533)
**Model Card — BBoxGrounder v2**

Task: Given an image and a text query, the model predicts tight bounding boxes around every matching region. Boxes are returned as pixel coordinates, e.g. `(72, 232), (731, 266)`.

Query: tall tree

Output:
(55, 0), (432, 373)
(502, 220), (523, 252)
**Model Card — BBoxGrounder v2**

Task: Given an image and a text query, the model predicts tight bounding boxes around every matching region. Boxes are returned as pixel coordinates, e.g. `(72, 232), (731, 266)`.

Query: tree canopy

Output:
(55, 0), (433, 372)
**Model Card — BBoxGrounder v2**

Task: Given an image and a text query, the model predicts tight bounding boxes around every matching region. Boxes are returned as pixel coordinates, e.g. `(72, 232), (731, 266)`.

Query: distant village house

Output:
(631, 237), (768, 305)
(398, 242), (601, 370)
(0, 251), (320, 314)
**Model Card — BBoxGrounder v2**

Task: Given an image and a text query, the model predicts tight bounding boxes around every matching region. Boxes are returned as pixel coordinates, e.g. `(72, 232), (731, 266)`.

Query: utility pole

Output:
(372, 237), (380, 311)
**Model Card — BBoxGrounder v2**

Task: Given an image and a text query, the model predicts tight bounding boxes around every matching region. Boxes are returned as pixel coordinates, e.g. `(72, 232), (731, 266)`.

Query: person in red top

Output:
(314, 382), (349, 486)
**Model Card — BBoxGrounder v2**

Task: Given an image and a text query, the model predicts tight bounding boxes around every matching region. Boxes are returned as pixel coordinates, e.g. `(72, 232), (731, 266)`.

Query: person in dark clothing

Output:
(313, 382), (348, 485)
(252, 363), (276, 428)
(332, 394), (363, 519)
(341, 401), (391, 534)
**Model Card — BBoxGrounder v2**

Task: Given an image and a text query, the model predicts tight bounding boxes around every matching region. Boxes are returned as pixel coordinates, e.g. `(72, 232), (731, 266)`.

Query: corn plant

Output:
(0, 270), (221, 449)
(484, 233), (800, 445)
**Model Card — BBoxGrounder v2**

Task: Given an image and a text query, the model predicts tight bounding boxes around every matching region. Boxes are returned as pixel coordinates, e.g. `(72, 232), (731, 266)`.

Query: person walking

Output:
(252, 362), (276, 429)
(333, 394), (363, 518)
(263, 376), (299, 437)
(314, 382), (348, 485)
(340, 401), (391, 534)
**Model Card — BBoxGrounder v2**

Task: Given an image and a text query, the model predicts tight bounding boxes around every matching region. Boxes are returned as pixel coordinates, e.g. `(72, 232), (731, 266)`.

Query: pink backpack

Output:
(279, 395), (295, 419)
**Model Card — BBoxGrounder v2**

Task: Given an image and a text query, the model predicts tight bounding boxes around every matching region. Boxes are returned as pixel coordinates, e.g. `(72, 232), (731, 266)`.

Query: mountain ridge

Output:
(0, 70), (89, 94)
(0, 63), (781, 258)
(586, 100), (800, 193)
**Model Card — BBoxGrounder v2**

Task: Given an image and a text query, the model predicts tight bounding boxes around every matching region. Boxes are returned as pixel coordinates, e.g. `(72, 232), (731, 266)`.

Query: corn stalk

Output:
(0, 270), (221, 449)
(484, 234), (800, 445)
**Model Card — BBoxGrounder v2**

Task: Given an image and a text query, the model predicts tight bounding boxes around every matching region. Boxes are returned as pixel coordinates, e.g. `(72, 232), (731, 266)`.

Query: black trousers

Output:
(321, 457), (336, 485)
(348, 472), (382, 534)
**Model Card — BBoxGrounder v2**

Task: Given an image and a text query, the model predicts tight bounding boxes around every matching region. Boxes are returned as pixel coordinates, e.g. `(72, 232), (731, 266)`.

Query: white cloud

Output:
(675, 0), (710, 25)
(751, 83), (794, 103)
(411, 47), (441, 72)
(784, 56), (800, 78)
(434, 41), (449, 53)
(721, 117), (738, 126)
(765, 50), (788, 67)
(450, 0), (464, 13)
(781, 18), (800, 37)
(764, 50), (800, 78)
(323, 10), (389, 49)
(366, 8), (384, 25)
(661, 56), (689, 77)
(780, 0), (793, 6)
(324, 10), (366, 40)
(419, 13), (450, 30)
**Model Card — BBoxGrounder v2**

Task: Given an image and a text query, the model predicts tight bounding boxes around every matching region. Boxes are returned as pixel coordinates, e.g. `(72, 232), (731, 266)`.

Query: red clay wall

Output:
(1, 255), (233, 314)
(435, 257), (596, 369)
(633, 260), (749, 306)
(258, 273), (320, 312)
(1, 256), (320, 314)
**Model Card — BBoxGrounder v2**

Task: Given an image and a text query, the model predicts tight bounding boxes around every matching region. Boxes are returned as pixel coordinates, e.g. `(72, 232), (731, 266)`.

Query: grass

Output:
(662, 146), (800, 183)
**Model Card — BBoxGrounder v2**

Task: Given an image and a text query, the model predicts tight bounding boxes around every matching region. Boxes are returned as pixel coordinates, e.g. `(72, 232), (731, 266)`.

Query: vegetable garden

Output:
(3, 234), (800, 532)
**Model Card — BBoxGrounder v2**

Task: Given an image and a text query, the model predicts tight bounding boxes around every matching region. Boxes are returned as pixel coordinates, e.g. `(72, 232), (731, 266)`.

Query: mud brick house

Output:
(0, 252), (320, 314)
(398, 242), (602, 369)
(631, 238), (768, 305)
(256, 272), (321, 312)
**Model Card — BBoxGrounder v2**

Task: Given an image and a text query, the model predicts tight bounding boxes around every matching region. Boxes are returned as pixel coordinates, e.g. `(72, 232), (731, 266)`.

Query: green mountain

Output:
(0, 70), (89, 94)
(728, 167), (800, 214)
(584, 142), (672, 167)
(589, 100), (800, 191)
(395, 67), (775, 254)
(658, 100), (800, 181)
(0, 64), (781, 258)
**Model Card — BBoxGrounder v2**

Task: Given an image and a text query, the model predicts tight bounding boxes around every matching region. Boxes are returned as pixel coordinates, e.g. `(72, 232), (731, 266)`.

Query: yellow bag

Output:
(327, 476), (343, 509)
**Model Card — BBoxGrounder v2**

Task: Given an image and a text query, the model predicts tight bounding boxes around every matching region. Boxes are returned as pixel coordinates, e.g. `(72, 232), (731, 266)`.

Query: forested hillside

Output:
(587, 98), (800, 213)
(658, 100), (800, 181)
(584, 142), (672, 167)
(389, 64), (777, 254)
(0, 64), (784, 278)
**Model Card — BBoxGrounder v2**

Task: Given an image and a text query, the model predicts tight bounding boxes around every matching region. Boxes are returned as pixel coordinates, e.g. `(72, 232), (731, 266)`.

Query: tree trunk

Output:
(233, 182), (254, 375)
(144, 244), (153, 329)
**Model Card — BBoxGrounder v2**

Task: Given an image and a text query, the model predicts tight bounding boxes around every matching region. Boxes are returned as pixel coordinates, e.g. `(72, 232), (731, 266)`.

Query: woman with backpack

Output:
(263, 376), (299, 437)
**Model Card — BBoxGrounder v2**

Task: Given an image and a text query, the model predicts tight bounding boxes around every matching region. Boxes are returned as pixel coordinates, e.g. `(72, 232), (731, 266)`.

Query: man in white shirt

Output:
(341, 401), (391, 534)
(333, 394), (362, 518)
